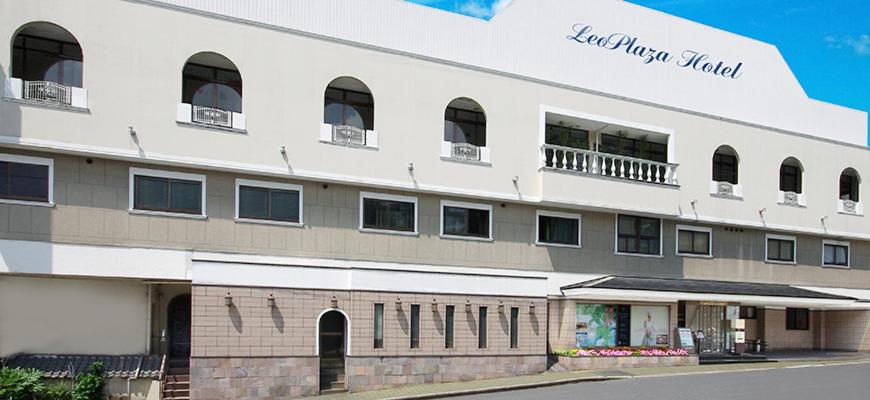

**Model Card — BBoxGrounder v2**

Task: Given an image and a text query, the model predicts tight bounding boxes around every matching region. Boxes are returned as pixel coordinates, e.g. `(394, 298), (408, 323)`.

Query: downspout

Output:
(145, 284), (152, 354)
(127, 356), (143, 400)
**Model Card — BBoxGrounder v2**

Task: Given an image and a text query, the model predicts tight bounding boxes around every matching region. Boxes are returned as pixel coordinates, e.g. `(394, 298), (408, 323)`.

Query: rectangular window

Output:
(441, 200), (492, 239)
(478, 307), (488, 349)
(130, 168), (205, 216)
(786, 308), (809, 331)
(445, 305), (455, 349)
(766, 235), (796, 263)
(676, 225), (712, 256)
(823, 241), (850, 267)
(0, 154), (52, 204)
(739, 306), (757, 320)
(410, 304), (420, 349)
(510, 307), (519, 349)
(617, 215), (661, 255)
(360, 192), (417, 233)
(537, 211), (581, 247)
(373, 303), (384, 349)
(236, 179), (302, 224)
(599, 134), (668, 163)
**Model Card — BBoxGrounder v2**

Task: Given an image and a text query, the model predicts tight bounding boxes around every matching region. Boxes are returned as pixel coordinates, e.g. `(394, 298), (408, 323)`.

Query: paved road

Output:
(449, 362), (870, 400)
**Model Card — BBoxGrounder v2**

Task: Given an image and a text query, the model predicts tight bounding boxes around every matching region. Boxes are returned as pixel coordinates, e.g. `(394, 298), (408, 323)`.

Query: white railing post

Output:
(539, 144), (678, 185)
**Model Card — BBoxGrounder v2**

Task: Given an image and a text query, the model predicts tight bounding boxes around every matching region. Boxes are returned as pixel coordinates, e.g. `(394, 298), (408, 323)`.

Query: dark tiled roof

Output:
(562, 276), (856, 300)
(4, 354), (163, 379)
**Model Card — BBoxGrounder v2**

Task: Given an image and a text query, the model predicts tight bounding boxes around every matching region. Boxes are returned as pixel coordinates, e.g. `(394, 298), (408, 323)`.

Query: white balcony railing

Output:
(332, 125), (366, 146)
(541, 144), (678, 185)
(191, 105), (233, 128)
(451, 142), (480, 161)
(23, 81), (72, 105)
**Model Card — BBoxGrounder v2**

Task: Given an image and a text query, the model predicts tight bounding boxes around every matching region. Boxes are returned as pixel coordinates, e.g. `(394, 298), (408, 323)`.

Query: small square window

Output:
(676, 226), (712, 257)
(617, 215), (661, 255)
(823, 241), (849, 267)
(786, 308), (809, 331)
(0, 155), (52, 204)
(537, 211), (581, 247)
(766, 235), (796, 263)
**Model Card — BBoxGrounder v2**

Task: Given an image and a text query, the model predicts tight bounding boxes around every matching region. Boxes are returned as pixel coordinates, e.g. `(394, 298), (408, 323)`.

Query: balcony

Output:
(4, 78), (88, 109)
(176, 103), (246, 131)
(319, 123), (378, 149)
(540, 144), (678, 185)
(440, 141), (491, 164)
(838, 199), (864, 216)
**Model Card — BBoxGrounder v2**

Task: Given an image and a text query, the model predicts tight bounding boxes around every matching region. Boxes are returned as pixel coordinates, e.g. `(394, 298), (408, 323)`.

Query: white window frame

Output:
(821, 239), (850, 269)
(675, 224), (713, 258)
(359, 191), (419, 236)
(440, 200), (493, 241)
(764, 234), (797, 265)
(0, 153), (54, 207)
(535, 210), (582, 248)
(128, 167), (207, 218)
(614, 214), (664, 258)
(234, 178), (304, 227)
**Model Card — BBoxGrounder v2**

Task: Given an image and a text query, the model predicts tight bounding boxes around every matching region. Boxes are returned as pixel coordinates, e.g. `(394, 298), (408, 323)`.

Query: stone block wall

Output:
(190, 357), (319, 399)
(550, 355), (698, 371)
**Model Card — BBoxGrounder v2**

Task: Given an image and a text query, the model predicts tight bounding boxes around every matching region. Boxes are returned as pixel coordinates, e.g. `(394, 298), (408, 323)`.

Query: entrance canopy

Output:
(561, 276), (869, 310)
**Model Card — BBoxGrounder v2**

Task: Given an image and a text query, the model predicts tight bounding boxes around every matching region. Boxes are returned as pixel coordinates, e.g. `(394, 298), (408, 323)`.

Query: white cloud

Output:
(458, 0), (512, 19)
(825, 34), (870, 56)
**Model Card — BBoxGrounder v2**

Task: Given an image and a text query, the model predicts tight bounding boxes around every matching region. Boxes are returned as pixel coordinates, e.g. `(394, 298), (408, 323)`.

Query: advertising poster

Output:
(630, 305), (670, 347)
(575, 304), (616, 348)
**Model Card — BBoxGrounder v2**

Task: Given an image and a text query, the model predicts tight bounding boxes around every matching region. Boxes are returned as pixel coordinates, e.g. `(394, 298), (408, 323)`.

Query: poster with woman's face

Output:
(630, 305), (670, 346)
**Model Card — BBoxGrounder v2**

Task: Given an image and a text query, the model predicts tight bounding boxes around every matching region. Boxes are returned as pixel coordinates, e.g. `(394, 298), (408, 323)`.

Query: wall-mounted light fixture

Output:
(395, 297), (403, 311)
(128, 126), (136, 137)
(267, 293), (276, 308)
(431, 298), (438, 312)
(224, 292), (233, 307)
(331, 296), (339, 309)
(465, 299), (472, 313)
(408, 162), (414, 173)
(498, 300), (505, 314)
(280, 146), (287, 156)
(529, 302), (536, 315)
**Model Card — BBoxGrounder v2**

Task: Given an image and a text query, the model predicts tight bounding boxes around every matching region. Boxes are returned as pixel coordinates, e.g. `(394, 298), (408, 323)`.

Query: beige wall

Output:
(762, 309), (818, 351)
(823, 310), (870, 351)
(1, 149), (868, 288)
(0, 275), (148, 357)
(191, 285), (546, 358)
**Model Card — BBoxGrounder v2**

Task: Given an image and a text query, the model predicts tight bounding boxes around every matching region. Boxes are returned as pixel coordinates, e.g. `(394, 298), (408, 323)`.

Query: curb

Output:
(381, 376), (628, 400)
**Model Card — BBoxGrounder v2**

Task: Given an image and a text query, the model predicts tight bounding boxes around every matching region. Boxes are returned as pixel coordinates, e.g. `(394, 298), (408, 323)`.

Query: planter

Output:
(550, 354), (698, 371)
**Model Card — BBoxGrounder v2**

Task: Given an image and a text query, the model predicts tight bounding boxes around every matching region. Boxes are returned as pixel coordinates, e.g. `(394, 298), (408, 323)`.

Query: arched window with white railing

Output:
(9, 22), (87, 108)
(710, 145), (742, 198)
(177, 52), (244, 130)
(838, 168), (863, 215)
(320, 77), (377, 149)
(441, 97), (489, 163)
(778, 157), (805, 207)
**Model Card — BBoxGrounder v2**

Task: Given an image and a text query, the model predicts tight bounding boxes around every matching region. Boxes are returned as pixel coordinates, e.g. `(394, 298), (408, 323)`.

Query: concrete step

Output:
(320, 387), (348, 395)
(165, 374), (190, 382)
(164, 382), (190, 390)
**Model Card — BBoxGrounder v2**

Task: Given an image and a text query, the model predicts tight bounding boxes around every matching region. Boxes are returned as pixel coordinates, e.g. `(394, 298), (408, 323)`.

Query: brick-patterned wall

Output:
(548, 300), (678, 350)
(823, 310), (870, 351)
(763, 309), (817, 351)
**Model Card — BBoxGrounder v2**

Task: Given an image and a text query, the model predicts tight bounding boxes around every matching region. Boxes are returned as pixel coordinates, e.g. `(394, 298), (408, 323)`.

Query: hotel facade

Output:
(1, 0), (869, 398)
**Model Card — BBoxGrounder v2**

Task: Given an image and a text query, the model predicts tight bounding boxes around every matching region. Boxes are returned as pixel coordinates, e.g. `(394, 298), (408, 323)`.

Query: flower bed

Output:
(549, 348), (697, 371)
(553, 347), (689, 357)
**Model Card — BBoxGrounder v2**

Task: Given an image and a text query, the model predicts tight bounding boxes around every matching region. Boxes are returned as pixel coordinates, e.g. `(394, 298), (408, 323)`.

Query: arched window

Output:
(442, 98), (487, 162)
(840, 168), (860, 202)
(11, 22), (83, 106)
(779, 157), (803, 194)
(712, 145), (739, 184)
(324, 77), (374, 131)
(182, 52), (242, 114)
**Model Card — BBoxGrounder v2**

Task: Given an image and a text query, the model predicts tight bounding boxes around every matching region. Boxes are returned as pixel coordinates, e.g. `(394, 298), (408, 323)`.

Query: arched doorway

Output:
(318, 310), (347, 393)
(167, 294), (191, 363)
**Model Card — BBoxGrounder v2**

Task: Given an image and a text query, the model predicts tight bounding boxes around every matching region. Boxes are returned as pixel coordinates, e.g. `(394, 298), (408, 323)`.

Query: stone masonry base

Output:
(346, 355), (548, 392)
(549, 355), (699, 371)
(190, 357), (319, 399)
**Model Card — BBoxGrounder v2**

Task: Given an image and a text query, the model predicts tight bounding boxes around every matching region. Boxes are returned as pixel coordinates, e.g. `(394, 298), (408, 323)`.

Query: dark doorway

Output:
(319, 310), (347, 393)
(167, 294), (191, 361)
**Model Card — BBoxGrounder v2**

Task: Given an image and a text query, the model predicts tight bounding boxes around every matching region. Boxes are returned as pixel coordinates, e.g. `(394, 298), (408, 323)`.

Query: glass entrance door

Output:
(697, 305), (727, 354)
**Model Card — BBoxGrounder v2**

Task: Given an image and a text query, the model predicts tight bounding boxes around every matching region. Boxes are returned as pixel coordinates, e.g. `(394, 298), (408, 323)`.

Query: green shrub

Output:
(40, 381), (72, 400)
(0, 367), (46, 400)
(71, 363), (103, 400)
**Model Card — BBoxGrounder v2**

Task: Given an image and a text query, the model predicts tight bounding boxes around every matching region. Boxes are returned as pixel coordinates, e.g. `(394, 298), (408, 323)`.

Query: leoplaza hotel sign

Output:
(567, 23), (745, 79)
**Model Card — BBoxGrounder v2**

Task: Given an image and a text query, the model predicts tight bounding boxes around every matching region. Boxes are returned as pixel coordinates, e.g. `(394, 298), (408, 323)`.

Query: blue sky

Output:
(406, 0), (870, 145)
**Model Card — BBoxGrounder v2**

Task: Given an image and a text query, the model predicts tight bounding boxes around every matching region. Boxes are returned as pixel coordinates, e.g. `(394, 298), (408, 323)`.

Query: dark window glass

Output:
(739, 306), (757, 320)
(182, 62), (242, 112)
(443, 206), (490, 238)
(617, 215), (661, 255)
(478, 307), (488, 349)
(410, 304), (420, 349)
(324, 86), (374, 130)
(767, 238), (796, 263)
(363, 197), (415, 232)
(444, 106), (487, 146)
(373, 303), (384, 349)
(510, 307), (519, 349)
(823, 244), (849, 267)
(599, 134), (668, 163)
(780, 163), (802, 193)
(840, 172), (859, 202)
(677, 229), (711, 256)
(0, 161), (50, 202)
(538, 215), (579, 246)
(712, 152), (739, 184)
(238, 185), (300, 223)
(786, 308), (809, 330)
(445, 305), (455, 349)
(12, 32), (83, 87)
(544, 125), (589, 169)
(134, 175), (202, 215)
